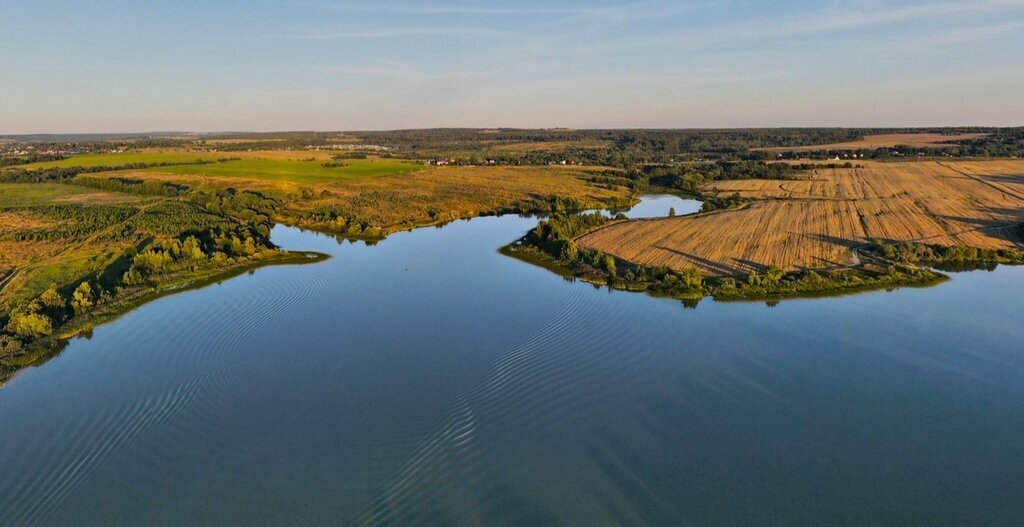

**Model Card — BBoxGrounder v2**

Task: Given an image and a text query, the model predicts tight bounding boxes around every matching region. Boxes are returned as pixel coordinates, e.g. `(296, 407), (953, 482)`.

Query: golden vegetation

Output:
(91, 164), (633, 235)
(577, 160), (1024, 276)
(292, 165), (628, 229)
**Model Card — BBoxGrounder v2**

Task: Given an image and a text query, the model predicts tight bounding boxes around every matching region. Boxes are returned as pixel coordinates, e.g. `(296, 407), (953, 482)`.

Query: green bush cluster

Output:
(873, 241), (1024, 265)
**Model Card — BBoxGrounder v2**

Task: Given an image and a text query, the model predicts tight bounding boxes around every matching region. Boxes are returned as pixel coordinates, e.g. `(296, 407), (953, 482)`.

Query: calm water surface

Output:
(2, 196), (1024, 526)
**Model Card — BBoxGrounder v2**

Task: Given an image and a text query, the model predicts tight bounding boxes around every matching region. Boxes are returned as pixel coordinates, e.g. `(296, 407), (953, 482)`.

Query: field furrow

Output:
(579, 160), (1024, 276)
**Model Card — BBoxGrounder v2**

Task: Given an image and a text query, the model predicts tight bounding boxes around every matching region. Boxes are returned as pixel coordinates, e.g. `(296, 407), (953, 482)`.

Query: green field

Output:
(22, 152), (220, 169)
(15, 151), (425, 185)
(145, 158), (424, 184)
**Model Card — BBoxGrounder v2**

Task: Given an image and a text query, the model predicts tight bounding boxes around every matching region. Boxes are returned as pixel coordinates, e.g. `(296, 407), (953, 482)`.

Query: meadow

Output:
(15, 149), (424, 184)
(577, 160), (1024, 276)
(286, 165), (633, 234)
(84, 163), (636, 237)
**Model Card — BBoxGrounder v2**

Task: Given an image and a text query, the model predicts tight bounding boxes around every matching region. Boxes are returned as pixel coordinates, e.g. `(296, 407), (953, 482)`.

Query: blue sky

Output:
(2, 0), (1023, 132)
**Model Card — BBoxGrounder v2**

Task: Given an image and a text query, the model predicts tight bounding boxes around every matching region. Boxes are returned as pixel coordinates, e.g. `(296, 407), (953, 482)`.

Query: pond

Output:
(1, 195), (1023, 526)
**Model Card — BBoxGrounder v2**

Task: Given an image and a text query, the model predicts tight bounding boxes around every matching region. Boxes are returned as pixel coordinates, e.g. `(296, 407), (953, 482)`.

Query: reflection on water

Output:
(609, 193), (702, 218)
(1, 197), (1024, 525)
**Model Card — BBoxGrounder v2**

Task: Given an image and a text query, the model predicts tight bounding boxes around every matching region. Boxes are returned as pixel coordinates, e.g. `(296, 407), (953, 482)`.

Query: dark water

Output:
(2, 196), (1024, 526)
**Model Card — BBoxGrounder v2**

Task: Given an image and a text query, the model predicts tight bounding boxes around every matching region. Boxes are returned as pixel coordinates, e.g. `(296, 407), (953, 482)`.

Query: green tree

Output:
(182, 236), (205, 260)
(40, 285), (66, 310)
(6, 311), (54, 339)
(679, 268), (704, 289)
(0, 334), (25, 356)
(243, 237), (258, 255)
(601, 255), (617, 277)
(560, 240), (579, 262)
(72, 282), (95, 314)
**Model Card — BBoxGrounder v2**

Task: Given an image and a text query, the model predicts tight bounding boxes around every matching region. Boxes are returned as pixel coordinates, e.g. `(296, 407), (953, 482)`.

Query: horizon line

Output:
(4, 124), (1024, 138)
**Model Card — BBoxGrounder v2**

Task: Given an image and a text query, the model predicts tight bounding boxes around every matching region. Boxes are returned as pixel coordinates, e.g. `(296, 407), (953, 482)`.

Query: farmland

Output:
(576, 160), (1024, 276)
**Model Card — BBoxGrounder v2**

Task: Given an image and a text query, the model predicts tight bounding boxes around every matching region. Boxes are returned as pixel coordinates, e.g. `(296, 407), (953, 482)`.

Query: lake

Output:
(2, 195), (1023, 526)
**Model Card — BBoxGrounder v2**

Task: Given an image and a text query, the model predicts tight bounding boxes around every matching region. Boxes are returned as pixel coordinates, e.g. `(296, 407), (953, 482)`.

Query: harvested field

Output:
(757, 133), (987, 152)
(577, 160), (1024, 276)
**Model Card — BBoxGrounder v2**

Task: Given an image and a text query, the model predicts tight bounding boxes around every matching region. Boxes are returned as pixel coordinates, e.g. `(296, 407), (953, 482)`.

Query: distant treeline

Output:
(347, 127), (1012, 164)
(0, 154), (67, 167)
(6, 128), (1021, 168)
(769, 129), (1024, 159)
(637, 160), (853, 193)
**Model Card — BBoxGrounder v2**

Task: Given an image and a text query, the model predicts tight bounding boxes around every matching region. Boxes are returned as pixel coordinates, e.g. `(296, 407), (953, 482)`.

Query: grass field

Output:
(145, 157), (423, 184)
(577, 160), (1024, 276)
(757, 133), (987, 152)
(20, 151), (221, 169)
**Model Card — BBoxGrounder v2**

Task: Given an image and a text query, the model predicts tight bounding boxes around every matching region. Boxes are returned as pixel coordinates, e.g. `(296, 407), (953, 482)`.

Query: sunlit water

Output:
(2, 196), (1023, 526)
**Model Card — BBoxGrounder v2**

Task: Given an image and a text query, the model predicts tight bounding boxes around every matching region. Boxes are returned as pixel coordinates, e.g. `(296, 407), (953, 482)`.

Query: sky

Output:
(2, 0), (1023, 133)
